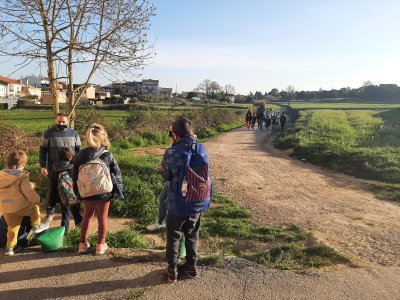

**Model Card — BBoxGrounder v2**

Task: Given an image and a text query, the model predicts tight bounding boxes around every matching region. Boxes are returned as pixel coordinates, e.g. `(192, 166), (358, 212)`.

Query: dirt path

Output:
(205, 127), (400, 267)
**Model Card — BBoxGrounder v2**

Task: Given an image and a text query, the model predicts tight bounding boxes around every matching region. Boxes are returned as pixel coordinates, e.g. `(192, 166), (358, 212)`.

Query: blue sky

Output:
(1, 0), (400, 94)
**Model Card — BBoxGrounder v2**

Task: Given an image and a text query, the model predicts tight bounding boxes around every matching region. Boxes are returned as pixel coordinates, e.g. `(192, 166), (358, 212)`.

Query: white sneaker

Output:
(77, 242), (90, 254)
(44, 214), (54, 226)
(96, 243), (108, 255)
(146, 223), (166, 231)
(32, 223), (49, 234)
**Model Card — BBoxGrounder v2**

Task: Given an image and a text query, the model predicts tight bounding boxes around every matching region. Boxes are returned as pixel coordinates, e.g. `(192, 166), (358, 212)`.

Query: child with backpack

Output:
(72, 124), (123, 255)
(0, 150), (49, 255)
(159, 117), (212, 283)
(147, 123), (186, 260)
(48, 147), (82, 232)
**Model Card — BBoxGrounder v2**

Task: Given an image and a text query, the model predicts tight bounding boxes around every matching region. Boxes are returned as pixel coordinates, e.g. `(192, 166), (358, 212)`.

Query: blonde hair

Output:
(85, 123), (110, 149)
(7, 150), (28, 169)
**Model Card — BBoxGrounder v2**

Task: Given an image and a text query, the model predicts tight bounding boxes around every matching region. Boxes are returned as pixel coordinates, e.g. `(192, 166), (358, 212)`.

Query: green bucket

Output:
(37, 226), (65, 252)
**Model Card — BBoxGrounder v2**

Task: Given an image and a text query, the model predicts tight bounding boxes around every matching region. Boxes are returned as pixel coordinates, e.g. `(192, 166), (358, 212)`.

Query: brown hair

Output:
(56, 112), (69, 119)
(7, 150), (28, 169)
(172, 117), (194, 138)
(57, 147), (74, 161)
(85, 123), (110, 149)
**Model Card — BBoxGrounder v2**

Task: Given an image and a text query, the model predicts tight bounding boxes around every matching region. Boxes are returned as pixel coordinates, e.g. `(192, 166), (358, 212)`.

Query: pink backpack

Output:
(77, 151), (113, 198)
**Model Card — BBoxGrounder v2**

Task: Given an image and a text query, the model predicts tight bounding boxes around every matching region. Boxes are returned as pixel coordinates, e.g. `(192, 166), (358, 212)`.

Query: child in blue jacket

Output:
(160, 117), (212, 283)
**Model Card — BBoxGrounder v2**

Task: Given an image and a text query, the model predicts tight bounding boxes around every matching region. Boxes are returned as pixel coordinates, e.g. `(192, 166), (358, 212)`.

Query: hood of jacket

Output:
(71, 146), (106, 166)
(0, 170), (27, 189)
(53, 161), (73, 173)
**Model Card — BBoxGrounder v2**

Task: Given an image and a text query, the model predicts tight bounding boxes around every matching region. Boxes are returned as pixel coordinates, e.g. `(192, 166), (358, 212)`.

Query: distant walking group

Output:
(245, 108), (287, 131)
(0, 112), (212, 283)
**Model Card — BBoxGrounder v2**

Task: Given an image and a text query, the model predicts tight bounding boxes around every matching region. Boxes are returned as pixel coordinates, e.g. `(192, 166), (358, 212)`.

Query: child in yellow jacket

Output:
(0, 150), (49, 256)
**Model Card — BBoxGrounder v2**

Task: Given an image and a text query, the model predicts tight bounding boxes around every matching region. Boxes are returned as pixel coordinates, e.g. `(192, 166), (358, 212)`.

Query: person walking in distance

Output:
(245, 110), (252, 130)
(39, 113), (82, 226)
(280, 112), (287, 130)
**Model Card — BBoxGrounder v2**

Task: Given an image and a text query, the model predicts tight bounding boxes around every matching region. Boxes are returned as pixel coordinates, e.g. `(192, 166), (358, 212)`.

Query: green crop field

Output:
(0, 109), (129, 134)
(277, 101), (400, 200)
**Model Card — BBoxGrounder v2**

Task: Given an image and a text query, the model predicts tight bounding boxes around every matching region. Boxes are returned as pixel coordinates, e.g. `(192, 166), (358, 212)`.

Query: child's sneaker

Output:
(32, 223), (49, 234)
(44, 214), (54, 226)
(146, 223), (165, 231)
(77, 242), (90, 254)
(167, 267), (178, 283)
(178, 263), (198, 279)
(5, 245), (22, 256)
(95, 243), (108, 255)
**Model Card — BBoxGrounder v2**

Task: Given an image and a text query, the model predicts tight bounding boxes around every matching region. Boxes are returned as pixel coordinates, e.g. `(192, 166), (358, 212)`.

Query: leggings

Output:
(80, 200), (110, 245)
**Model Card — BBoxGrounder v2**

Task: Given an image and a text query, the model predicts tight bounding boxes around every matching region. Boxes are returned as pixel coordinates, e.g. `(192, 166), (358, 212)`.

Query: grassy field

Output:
(277, 101), (400, 200)
(0, 109), (129, 134)
(290, 100), (400, 110)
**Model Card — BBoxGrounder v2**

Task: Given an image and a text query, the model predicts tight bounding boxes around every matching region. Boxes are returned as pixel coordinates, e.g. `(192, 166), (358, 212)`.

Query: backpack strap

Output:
(185, 142), (197, 168)
(95, 149), (108, 159)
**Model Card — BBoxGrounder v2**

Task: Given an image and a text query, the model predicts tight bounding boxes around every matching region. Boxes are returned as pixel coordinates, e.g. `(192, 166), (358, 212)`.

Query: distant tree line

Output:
(235, 82), (400, 103)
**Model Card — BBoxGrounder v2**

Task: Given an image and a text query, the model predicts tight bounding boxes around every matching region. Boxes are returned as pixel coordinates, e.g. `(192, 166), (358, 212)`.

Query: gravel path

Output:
(204, 127), (400, 267)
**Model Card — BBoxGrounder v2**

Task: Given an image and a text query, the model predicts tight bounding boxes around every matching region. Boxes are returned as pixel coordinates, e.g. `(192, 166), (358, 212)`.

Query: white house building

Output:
(0, 83), (6, 97)
(0, 77), (23, 98)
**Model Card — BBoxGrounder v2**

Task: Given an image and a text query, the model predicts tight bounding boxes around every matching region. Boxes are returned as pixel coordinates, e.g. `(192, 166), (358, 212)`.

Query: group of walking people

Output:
(245, 108), (287, 131)
(0, 113), (212, 283)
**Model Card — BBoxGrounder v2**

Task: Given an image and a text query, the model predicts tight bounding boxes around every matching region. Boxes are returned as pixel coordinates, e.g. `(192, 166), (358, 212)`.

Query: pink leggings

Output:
(80, 200), (110, 245)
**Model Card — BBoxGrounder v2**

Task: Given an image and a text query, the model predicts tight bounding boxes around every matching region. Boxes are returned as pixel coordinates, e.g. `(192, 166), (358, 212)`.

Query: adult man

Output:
(39, 112), (82, 226)
(160, 117), (212, 283)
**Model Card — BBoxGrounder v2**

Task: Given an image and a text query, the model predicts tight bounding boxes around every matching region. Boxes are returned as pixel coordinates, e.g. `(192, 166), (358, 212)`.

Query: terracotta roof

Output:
(0, 76), (23, 85)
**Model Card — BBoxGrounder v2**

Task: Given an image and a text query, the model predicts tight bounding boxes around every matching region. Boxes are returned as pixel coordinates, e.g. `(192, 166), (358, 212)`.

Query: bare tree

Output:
(196, 79), (211, 99)
(209, 81), (221, 95)
(286, 85), (296, 107)
(224, 84), (235, 95)
(0, 0), (155, 121)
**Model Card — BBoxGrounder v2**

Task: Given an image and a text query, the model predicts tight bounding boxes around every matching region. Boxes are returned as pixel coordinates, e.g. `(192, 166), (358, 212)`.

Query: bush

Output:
(16, 99), (35, 108)
(74, 108), (108, 135)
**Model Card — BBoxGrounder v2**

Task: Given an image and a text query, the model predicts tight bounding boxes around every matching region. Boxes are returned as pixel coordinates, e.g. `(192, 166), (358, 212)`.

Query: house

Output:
(73, 84), (96, 100)
(0, 83), (6, 97)
(158, 87), (173, 97)
(0, 77), (23, 98)
(0, 98), (18, 109)
(40, 88), (67, 104)
(141, 79), (159, 95)
(111, 81), (141, 97)
(226, 94), (235, 102)
(22, 75), (44, 88)
(95, 87), (111, 100)
(21, 85), (42, 99)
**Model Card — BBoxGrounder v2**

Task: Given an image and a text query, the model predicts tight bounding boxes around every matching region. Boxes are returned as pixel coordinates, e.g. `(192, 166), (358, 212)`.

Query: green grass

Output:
(243, 243), (350, 270)
(291, 101), (400, 110)
(277, 105), (400, 201)
(64, 227), (149, 248)
(0, 109), (129, 134)
(277, 108), (400, 182)
(198, 194), (346, 269)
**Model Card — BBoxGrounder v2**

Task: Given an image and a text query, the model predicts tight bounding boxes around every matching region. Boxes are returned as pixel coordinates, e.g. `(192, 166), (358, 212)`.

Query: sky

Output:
(1, 0), (400, 94)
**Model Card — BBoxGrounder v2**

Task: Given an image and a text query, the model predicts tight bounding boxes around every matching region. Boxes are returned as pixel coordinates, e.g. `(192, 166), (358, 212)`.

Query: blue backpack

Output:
(172, 141), (212, 216)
